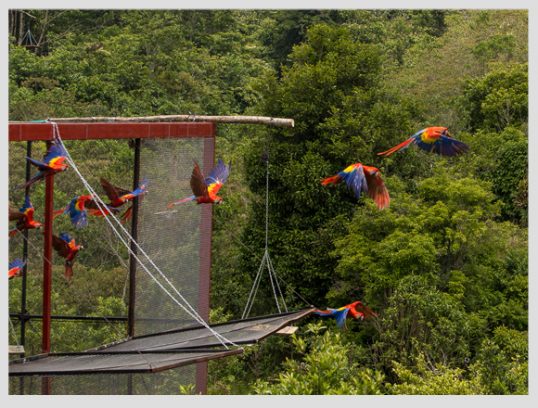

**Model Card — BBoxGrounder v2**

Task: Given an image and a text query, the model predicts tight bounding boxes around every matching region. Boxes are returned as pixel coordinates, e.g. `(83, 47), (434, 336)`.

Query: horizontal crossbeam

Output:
(8, 122), (215, 142)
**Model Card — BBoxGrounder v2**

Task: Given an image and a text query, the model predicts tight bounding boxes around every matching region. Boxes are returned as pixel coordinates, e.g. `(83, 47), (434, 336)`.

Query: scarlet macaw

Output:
(52, 233), (83, 280)
(99, 177), (148, 208)
(23, 142), (68, 189)
(8, 259), (26, 280)
(313, 300), (378, 329)
(377, 127), (469, 157)
(87, 177), (148, 221)
(167, 159), (230, 207)
(321, 163), (390, 209)
(55, 194), (96, 228)
(9, 196), (42, 237)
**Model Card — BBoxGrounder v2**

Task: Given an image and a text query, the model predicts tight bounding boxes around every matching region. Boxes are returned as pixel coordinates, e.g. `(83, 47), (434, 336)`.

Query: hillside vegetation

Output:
(8, 10), (527, 394)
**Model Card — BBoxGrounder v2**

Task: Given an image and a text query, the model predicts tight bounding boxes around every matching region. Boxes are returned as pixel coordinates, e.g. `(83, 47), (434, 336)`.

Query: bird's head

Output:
(215, 198), (223, 205)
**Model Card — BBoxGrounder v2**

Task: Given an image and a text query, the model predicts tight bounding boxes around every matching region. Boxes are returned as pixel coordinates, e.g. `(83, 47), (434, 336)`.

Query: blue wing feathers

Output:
(207, 159), (230, 184)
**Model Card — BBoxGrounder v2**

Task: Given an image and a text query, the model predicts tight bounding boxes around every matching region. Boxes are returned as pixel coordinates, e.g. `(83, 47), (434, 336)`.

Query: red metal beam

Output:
(9, 122), (216, 142)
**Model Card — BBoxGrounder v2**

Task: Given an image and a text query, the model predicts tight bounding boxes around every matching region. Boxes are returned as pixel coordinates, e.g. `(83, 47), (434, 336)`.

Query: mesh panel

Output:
(135, 137), (213, 335)
(9, 128), (215, 394)
(9, 367), (196, 395)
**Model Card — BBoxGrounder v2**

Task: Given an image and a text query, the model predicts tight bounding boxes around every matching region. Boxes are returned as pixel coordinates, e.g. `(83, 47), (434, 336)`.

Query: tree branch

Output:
(46, 114), (295, 128)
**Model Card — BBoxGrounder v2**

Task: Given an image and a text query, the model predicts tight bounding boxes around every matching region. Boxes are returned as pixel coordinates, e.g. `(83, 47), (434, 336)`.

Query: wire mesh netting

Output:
(9, 367), (197, 395)
(8, 130), (215, 394)
(135, 137), (214, 335)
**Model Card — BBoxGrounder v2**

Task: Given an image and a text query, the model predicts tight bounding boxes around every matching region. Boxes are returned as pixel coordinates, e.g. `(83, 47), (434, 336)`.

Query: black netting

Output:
(9, 367), (198, 395)
(9, 129), (216, 394)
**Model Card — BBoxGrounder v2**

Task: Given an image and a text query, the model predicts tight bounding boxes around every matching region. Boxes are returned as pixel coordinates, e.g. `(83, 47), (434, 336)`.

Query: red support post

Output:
(41, 142), (55, 394)
(195, 133), (216, 395)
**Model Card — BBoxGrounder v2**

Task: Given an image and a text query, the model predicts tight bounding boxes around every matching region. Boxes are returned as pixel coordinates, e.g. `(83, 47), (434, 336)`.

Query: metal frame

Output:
(8, 121), (216, 394)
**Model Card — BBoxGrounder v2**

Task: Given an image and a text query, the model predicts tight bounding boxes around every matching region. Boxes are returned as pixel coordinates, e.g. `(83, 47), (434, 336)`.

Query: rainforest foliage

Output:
(8, 10), (527, 395)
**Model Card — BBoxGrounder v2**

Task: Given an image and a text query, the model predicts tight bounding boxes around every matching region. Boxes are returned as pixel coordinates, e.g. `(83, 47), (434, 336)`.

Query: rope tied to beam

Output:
(49, 121), (239, 350)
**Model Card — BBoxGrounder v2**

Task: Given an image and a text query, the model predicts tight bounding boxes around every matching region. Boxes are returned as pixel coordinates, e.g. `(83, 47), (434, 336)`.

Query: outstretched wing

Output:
(100, 177), (130, 202)
(205, 159), (230, 198)
(190, 161), (209, 197)
(436, 135), (469, 156)
(9, 207), (24, 221)
(26, 156), (50, 170)
(363, 167), (390, 210)
(9, 258), (25, 270)
(313, 307), (350, 329)
(43, 143), (67, 165)
(206, 159), (230, 185)
(340, 164), (368, 200)
(118, 178), (148, 203)
(52, 234), (70, 257)
(354, 302), (378, 319)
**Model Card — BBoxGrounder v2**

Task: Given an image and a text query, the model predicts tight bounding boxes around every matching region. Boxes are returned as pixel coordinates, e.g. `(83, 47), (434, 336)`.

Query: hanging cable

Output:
(242, 150), (288, 318)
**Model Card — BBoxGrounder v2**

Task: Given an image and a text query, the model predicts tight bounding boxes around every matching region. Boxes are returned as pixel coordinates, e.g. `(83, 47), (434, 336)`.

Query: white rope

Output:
(50, 122), (237, 349)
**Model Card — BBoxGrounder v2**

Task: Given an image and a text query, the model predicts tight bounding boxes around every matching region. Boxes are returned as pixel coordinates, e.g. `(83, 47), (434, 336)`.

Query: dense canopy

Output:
(8, 10), (527, 395)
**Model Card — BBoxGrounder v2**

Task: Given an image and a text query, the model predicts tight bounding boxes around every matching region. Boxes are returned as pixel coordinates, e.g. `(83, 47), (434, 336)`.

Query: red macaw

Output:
(23, 142), (68, 189)
(313, 300), (378, 329)
(86, 177), (148, 222)
(167, 159), (230, 207)
(9, 258), (26, 280)
(377, 126), (469, 157)
(321, 163), (390, 209)
(52, 233), (83, 281)
(99, 177), (148, 208)
(9, 196), (42, 237)
(54, 194), (96, 228)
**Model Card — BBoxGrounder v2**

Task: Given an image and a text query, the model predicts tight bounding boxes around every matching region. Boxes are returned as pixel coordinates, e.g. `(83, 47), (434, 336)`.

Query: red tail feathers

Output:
(321, 175), (342, 186)
(120, 206), (133, 223)
(64, 263), (73, 281)
(167, 196), (195, 208)
(53, 208), (65, 219)
(377, 137), (414, 157)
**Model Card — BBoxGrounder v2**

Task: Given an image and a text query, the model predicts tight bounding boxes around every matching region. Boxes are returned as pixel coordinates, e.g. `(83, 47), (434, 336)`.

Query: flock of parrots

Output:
(8, 126), (469, 329)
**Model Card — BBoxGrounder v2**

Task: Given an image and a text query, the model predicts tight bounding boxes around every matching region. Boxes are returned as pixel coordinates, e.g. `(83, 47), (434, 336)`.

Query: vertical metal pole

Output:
(19, 140), (32, 394)
(127, 138), (141, 338)
(41, 141), (54, 395)
(127, 138), (141, 396)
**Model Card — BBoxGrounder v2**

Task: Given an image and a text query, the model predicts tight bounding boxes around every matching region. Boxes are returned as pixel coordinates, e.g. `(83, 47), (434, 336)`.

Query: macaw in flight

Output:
(99, 177), (148, 208)
(9, 196), (42, 237)
(52, 233), (83, 281)
(167, 159), (230, 207)
(321, 163), (390, 209)
(54, 194), (96, 228)
(9, 259), (26, 280)
(377, 126), (469, 157)
(313, 300), (378, 329)
(88, 177), (148, 221)
(23, 142), (68, 189)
